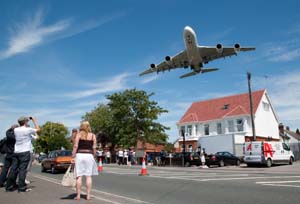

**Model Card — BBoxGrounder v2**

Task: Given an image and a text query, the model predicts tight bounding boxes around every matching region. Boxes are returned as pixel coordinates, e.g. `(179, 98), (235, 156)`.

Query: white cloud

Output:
(0, 8), (70, 59)
(254, 71), (300, 130)
(0, 8), (128, 60)
(140, 75), (159, 84)
(269, 49), (300, 62)
(64, 73), (130, 99)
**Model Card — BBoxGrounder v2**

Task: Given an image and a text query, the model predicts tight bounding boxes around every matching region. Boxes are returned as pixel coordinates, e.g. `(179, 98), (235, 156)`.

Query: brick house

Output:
(177, 89), (279, 154)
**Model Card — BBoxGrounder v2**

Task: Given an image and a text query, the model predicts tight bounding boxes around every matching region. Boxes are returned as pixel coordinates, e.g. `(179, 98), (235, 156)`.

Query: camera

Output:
(29, 117), (33, 120)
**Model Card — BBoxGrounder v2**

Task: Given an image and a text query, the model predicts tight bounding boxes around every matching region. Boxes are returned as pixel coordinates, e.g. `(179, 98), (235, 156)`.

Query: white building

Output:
(177, 89), (279, 155)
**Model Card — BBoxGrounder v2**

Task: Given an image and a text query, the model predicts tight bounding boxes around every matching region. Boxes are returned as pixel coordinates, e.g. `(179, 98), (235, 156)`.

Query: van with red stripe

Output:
(243, 141), (294, 167)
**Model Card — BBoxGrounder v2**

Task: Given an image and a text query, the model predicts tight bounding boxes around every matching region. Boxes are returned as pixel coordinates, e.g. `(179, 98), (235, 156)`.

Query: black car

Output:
(183, 152), (202, 167)
(205, 151), (241, 167)
(37, 154), (48, 163)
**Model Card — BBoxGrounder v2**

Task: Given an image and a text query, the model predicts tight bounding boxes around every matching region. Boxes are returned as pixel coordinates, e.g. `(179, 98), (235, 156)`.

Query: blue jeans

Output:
(6, 151), (30, 191)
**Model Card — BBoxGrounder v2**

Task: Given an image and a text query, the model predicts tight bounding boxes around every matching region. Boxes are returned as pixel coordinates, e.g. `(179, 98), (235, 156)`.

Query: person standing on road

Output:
(6, 116), (40, 192)
(0, 124), (18, 188)
(105, 150), (111, 164)
(118, 149), (124, 165)
(200, 148), (206, 168)
(72, 121), (98, 201)
(71, 128), (78, 146)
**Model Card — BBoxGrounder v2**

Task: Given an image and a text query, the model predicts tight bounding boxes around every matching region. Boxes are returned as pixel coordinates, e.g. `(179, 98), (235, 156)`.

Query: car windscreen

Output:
(57, 150), (72, 157)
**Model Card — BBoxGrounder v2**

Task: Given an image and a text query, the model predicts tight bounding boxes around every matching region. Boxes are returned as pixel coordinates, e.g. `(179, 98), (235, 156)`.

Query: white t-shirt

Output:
(118, 150), (124, 157)
(14, 126), (37, 153)
(106, 151), (111, 158)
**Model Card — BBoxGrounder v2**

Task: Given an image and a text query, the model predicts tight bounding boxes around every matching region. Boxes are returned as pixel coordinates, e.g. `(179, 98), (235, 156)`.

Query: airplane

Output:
(139, 26), (255, 79)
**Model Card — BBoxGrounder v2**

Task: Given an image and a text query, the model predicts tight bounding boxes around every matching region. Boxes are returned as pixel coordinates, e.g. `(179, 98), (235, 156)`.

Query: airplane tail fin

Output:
(180, 68), (219, 78)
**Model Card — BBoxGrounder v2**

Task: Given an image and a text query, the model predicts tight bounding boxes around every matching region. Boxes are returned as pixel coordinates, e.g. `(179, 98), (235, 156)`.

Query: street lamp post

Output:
(181, 130), (186, 167)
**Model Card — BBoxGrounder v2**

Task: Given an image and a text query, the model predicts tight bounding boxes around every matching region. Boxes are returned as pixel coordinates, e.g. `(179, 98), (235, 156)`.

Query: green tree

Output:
(296, 128), (300, 135)
(35, 122), (71, 153)
(107, 89), (169, 148)
(164, 142), (174, 153)
(83, 104), (115, 148)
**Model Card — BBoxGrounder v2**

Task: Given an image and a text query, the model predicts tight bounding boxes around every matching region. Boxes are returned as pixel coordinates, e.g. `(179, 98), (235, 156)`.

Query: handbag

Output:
(61, 164), (76, 187)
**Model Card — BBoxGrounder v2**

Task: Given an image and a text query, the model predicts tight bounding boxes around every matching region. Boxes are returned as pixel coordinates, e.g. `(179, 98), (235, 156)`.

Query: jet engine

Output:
(234, 43), (240, 52)
(165, 56), (172, 65)
(216, 44), (223, 53)
(150, 63), (156, 70)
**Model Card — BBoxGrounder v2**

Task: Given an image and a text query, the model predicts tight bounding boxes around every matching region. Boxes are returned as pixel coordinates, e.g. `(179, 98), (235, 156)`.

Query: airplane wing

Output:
(199, 47), (255, 63)
(139, 50), (188, 76)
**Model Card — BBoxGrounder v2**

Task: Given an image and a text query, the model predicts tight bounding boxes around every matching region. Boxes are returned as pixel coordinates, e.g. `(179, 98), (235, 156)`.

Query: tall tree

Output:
(35, 122), (71, 153)
(82, 104), (114, 148)
(107, 89), (169, 148)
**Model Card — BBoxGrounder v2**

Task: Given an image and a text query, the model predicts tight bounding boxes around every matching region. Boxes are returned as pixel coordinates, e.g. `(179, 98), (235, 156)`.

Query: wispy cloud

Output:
(0, 8), (128, 60)
(0, 8), (70, 59)
(65, 73), (130, 99)
(140, 75), (159, 84)
(253, 71), (300, 130)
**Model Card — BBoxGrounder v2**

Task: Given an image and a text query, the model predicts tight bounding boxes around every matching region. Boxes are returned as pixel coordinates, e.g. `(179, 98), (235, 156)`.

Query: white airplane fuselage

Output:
(183, 26), (202, 70)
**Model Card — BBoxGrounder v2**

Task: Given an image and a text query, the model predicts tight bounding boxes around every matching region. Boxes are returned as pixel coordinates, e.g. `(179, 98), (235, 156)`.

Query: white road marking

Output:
(260, 184), (300, 188)
(256, 180), (300, 188)
(30, 173), (154, 204)
(256, 180), (300, 184)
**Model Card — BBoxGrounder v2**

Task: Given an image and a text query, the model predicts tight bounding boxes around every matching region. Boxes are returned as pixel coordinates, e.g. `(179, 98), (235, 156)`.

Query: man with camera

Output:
(5, 116), (40, 192)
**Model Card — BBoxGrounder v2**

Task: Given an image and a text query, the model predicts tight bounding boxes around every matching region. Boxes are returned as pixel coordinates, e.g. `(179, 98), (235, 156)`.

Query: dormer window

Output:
(222, 104), (230, 110)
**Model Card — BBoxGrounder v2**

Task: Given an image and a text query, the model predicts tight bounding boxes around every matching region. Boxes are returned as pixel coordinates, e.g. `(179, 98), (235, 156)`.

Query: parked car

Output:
(205, 151), (241, 167)
(41, 150), (72, 174)
(185, 152), (203, 167)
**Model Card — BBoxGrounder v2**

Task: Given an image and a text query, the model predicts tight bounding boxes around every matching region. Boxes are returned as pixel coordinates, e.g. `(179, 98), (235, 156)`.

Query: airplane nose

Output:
(184, 26), (192, 32)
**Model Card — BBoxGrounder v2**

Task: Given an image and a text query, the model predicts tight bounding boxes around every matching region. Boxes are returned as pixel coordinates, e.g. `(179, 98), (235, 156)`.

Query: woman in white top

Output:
(72, 121), (98, 200)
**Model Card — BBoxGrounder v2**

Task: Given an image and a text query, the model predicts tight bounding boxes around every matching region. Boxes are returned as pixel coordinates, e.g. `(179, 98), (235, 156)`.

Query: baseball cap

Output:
(18, 116), (29, 123)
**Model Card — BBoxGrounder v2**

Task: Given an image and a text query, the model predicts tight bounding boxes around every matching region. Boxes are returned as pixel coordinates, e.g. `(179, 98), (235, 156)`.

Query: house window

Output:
(236, 119), (244, 132)
(263, 102), (270, 111)
(228, 120), (234, 132)
(180, 126), (185, 137)
(187, 125), (192, 136)
(188, 145), (193, 152)
(204, 124), (209, 135)
(195, 125), (199, 136)
(217, 123), (222, 134)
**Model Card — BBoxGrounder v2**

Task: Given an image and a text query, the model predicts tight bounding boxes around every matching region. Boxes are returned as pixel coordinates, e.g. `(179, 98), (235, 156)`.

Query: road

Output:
(1, 162), (300, 204)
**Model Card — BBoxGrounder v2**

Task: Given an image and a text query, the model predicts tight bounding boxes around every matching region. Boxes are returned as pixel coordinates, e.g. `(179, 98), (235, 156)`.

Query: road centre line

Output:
(149, 175), (300, 182)
(159, 174), (249, 178)
(256, 180), (300, 184)
(30, 173), (153, 204)
(260, 184), (300, 188)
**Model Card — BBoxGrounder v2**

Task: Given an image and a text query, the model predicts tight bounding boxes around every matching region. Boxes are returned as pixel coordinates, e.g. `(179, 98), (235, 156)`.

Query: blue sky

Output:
(1, 0), (300, 142)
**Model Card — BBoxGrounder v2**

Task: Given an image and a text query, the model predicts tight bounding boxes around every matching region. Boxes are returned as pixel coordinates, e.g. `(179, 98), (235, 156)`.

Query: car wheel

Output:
(41, 164), (46, 172)
(236, 160), (241, 166)
(289, 157), (294, 165)
(219, 160), (224, 167)
(266, 159), (272, 168)
(185, 162), (190, 167)
(51, 166), (56, 174)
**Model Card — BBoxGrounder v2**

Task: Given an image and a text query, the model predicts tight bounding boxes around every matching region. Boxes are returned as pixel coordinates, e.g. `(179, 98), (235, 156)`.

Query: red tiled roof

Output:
(178, 90), (265, 124)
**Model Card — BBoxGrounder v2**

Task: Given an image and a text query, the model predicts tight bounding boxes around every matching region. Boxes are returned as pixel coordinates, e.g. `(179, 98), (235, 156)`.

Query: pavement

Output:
(0, 174), (102, 204)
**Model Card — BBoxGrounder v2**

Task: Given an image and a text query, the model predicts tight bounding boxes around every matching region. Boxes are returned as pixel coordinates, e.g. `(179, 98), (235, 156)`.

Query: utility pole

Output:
(247, 72), (256, 141)
(181, 130), (186, 167)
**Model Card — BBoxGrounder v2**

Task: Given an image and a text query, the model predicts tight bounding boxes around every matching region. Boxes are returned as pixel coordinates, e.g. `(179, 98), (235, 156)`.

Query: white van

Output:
(243, 141), (294, 167)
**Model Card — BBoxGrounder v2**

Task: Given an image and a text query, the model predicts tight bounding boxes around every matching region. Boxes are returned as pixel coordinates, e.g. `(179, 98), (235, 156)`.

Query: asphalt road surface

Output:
(1, 162), (300, 204)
